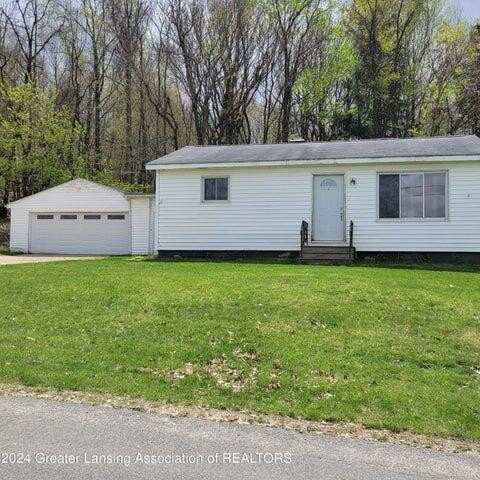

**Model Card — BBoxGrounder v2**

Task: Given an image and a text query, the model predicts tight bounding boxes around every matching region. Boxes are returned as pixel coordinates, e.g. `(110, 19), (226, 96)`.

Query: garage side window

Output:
(203, 177), (229, 201)
(84, 214), (101, 220)
(107, 214), (125, 220)
(37, 214), (54, 220)
(60, 214), (77, 220)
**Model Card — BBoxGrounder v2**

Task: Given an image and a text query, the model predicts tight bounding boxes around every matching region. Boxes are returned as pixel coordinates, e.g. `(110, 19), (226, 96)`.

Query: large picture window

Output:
(203, 177), (229, 201)
(379, 172), (446, 219)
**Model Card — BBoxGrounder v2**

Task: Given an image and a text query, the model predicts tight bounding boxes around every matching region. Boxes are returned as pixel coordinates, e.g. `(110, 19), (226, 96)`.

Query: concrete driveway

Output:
(0, 395), (478, 480)
(0, 255), (100, 265)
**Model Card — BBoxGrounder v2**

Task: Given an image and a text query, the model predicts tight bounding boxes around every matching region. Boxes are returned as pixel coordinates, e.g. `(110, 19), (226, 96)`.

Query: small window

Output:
(320, 178), (337, 188)
(379, 172), (446, 219)
(107, 214), (125, 220)
(84, 214), (101, 220)
(203, 177), (229, 201)
(60, 214), (77, 220)
(37, 214), (54, 220)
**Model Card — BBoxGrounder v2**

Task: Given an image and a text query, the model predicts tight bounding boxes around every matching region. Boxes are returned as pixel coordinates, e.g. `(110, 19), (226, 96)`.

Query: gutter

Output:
(145, 155), (480, 171)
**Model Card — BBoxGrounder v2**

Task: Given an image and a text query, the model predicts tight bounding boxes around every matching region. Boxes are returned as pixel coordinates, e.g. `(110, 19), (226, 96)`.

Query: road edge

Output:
(0, 382), (478, 455)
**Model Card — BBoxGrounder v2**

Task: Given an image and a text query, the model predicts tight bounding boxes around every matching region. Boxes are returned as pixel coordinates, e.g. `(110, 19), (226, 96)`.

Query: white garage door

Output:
(30, 212), (130, 254)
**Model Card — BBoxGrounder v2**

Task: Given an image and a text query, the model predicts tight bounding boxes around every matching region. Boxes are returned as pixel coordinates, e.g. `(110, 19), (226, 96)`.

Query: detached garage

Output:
(6, 179), (155, 255)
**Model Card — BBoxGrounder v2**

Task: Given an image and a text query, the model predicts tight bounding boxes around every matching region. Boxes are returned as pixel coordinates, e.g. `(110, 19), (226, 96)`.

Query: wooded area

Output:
(0, 0), (479, 215)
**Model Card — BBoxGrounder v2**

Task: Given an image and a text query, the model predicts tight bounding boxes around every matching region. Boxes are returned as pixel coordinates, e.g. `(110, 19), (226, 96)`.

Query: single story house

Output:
(7, 179), (155, 255)
(145, 135), (480, 261)
(6, 135), (480, 260)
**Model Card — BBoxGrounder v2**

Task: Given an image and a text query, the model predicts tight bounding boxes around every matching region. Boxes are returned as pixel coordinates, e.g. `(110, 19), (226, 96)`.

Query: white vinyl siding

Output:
(155, 161), (480, 252)
(157, 168), (309, 250)
(130, 196), (155, 255)
(148, 196), (155, 253)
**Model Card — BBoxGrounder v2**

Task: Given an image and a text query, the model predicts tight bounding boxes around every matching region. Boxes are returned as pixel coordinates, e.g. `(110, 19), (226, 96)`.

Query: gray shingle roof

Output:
(147, 135), (480, 167)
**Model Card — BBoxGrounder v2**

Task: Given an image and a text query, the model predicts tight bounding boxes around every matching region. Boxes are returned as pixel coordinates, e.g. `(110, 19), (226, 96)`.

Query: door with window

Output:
(312, 175), (345, 241)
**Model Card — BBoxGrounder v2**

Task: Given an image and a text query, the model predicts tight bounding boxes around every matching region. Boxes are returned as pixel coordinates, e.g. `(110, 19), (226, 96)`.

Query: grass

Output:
(0, 257), (479, 440)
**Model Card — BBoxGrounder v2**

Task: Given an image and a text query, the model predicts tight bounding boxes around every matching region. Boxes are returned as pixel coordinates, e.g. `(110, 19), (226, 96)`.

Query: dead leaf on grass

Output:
(312, 369), (338, 384)
(166, 363), (194, 380)
(316, 392), (334, 400)
(268, 380), (281, 390)
(233, 350), (260, 363)
(207, 355), (259, 392)
(133, 367), (162, 376)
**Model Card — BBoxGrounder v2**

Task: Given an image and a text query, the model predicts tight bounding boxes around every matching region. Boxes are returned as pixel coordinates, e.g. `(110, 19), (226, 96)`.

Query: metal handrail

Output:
(300, 220), (309, 260)
(349, 220), (354, 258)
(300, 220), (309, 248)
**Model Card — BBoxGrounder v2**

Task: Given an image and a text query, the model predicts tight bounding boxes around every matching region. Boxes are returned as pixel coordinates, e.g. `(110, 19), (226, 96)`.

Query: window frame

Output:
(201, 176), (230, 203)
(377, 170), (448, 222)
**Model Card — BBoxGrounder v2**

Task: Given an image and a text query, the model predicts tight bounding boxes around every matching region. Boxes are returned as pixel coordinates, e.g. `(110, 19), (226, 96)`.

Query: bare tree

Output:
(140, 12), (182, 152)
(79, 0), (113, 168)
(2, 0), (61, 83)
(0, 9), (16, 83)
(270, 0), (328, 142)
(209, 0), (274, 144)
(108, 0), (149, 182)
(162, 0), (274, 145)
(162, 0), (217, 145)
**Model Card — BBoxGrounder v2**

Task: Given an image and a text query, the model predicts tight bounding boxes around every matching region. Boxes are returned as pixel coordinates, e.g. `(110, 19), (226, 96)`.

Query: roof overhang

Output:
(146, 155), (480, 171)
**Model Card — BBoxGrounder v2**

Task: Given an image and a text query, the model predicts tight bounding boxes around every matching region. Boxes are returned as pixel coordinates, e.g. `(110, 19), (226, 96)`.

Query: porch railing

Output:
(349, 220), (354, 259)
(300, 219), (355, 261)
(300, 220), (309, 259)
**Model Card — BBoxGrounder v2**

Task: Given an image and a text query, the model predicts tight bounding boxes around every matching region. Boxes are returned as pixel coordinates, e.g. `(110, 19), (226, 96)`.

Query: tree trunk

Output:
(124, 61), (133, 182)
(93, 44), (102, 169)
(279, 81), (292, 143)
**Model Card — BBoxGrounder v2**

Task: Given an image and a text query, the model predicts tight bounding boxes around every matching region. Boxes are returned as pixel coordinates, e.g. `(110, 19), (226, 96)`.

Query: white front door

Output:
(313, 175), (344, 241)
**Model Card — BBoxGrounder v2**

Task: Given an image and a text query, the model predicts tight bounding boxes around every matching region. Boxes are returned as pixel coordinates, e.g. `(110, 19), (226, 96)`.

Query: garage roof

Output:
(6, 179), (128, 207)
(146, 135), (480, 169)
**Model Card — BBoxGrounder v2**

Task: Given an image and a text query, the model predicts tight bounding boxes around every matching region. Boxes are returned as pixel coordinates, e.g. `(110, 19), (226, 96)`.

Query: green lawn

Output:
(0, 258), (479, 440)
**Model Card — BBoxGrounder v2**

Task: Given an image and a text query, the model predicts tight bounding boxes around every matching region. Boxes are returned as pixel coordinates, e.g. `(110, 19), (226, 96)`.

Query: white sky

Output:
(454, 0), (480, 19)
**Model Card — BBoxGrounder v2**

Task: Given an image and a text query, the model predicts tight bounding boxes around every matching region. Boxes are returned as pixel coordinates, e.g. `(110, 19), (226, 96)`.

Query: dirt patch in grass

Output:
(0, 382), (478, 455)
(206, 351), (261, 392)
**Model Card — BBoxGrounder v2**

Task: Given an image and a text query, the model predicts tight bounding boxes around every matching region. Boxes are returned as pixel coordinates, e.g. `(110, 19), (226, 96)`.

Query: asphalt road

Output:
(0, 395), (478, 480)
